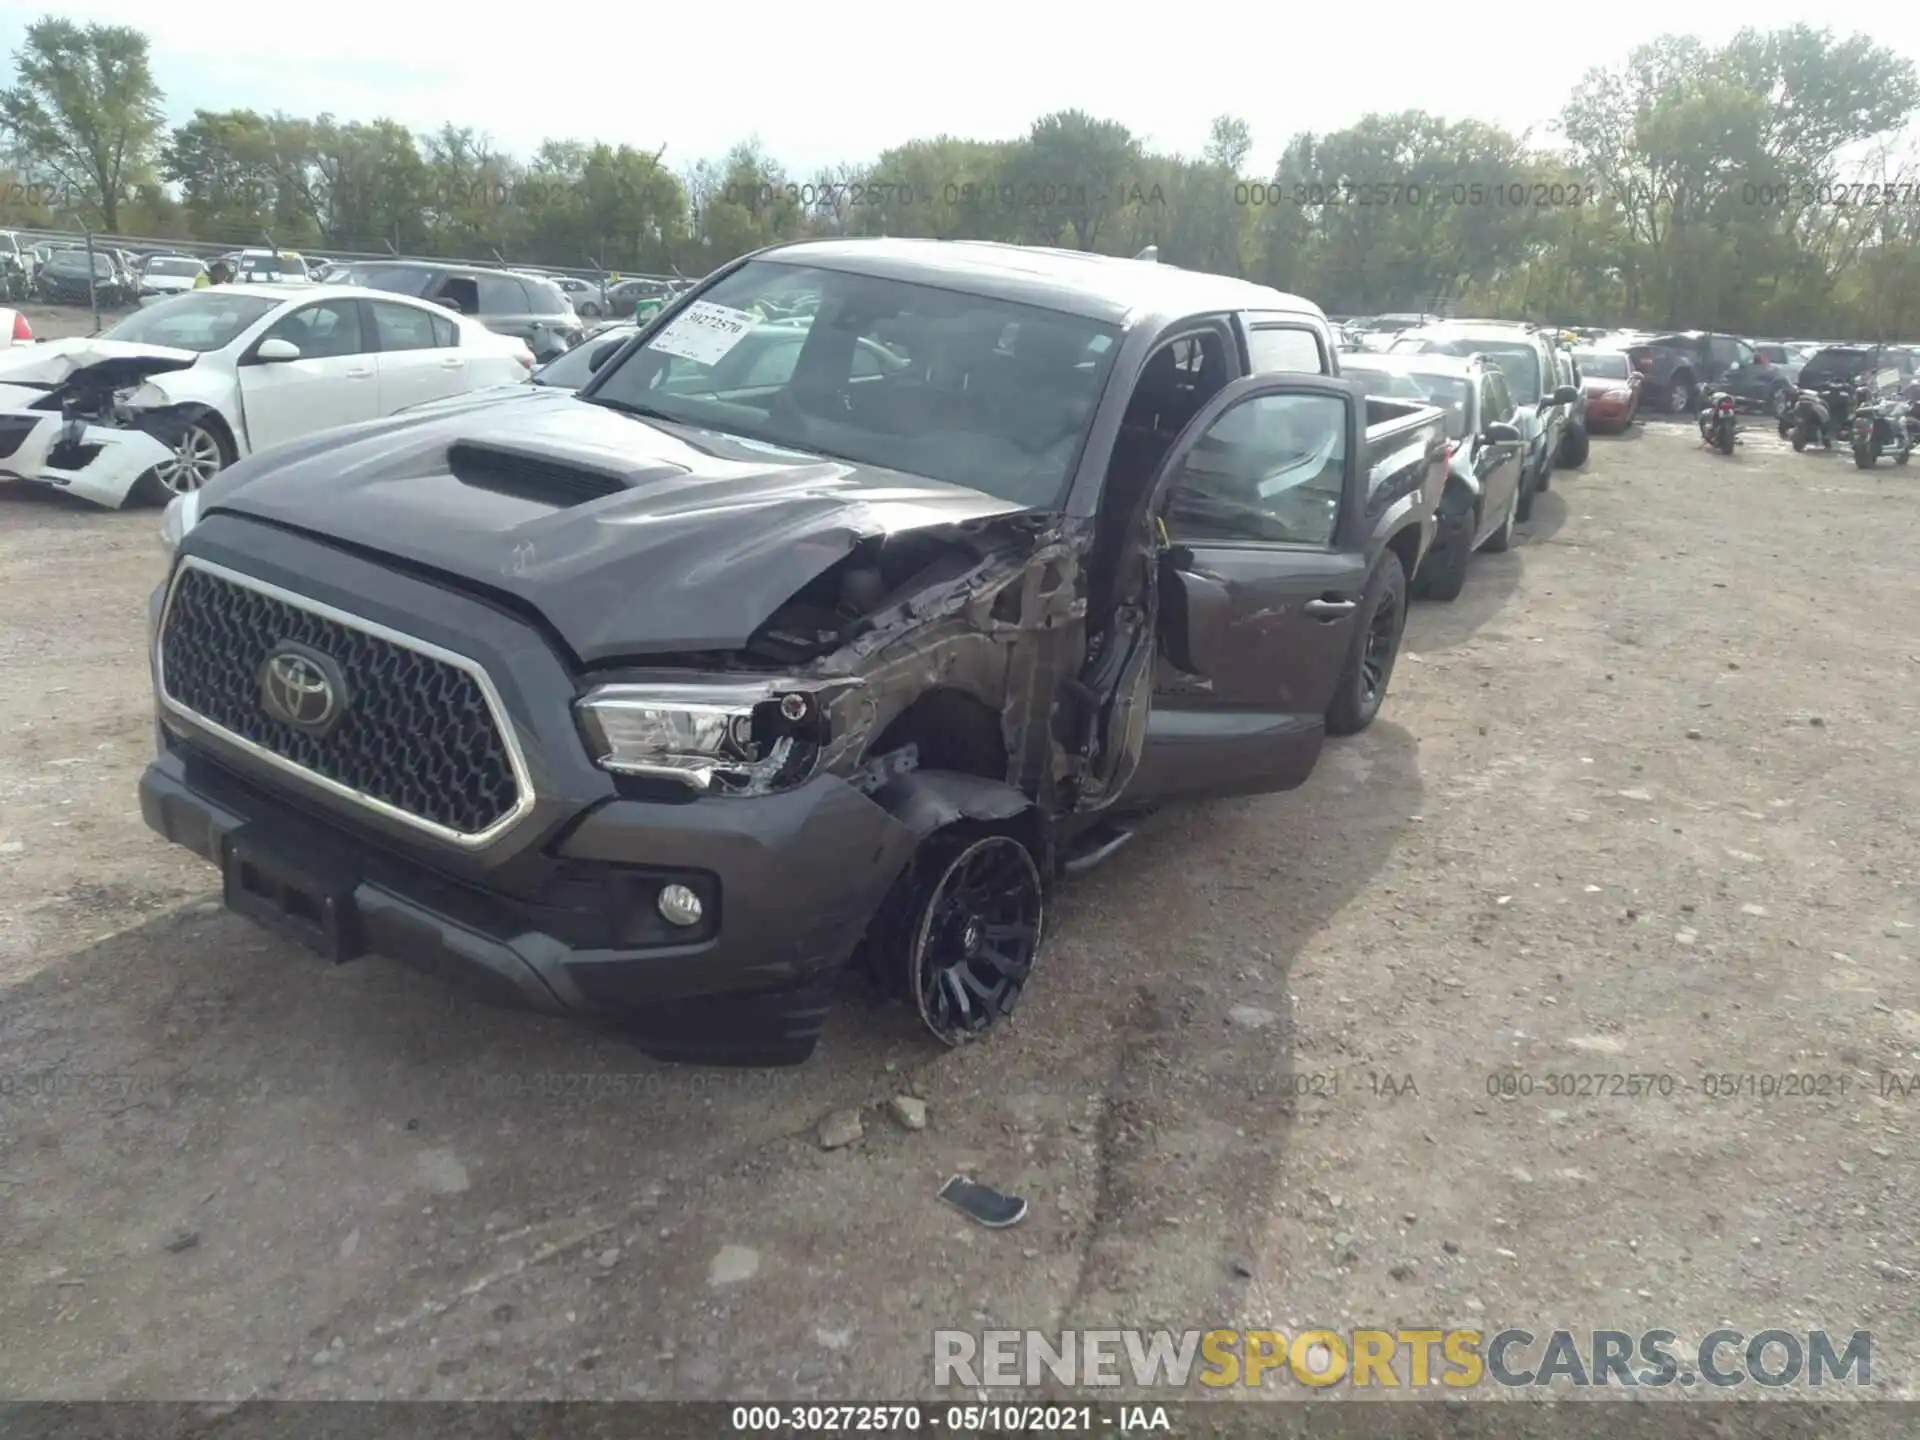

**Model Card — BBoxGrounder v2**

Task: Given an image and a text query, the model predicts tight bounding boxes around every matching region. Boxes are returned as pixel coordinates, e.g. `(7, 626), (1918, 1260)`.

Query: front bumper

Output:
(140, 725), (922, 1055)
(0, 410), (171, 508)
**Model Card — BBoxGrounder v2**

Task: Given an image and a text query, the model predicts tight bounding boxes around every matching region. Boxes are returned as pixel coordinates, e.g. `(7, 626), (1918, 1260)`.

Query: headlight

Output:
(575, 680), (844, 794)
(158, 490), (200, 552)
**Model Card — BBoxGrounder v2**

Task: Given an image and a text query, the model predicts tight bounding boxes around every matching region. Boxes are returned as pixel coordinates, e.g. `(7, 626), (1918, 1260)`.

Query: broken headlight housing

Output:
(575, 680), (845, 795)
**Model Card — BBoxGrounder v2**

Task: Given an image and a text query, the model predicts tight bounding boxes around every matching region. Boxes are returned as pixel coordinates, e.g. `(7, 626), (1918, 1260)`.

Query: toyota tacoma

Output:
(141, 238), (1446, 1065)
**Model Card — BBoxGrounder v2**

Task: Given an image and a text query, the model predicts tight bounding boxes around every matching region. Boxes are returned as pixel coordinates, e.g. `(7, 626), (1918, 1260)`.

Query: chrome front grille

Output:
(156, 558), (533, 845)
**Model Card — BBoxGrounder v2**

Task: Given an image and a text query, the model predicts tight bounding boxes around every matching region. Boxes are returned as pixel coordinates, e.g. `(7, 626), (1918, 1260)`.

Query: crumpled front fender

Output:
(867, 768), (1035, 841)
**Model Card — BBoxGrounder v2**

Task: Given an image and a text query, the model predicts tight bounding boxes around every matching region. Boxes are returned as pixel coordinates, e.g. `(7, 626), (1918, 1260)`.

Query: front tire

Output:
(132, 417), (232, 505)
(1791, 422), (1809, 452)
(1558, 422), (1589, 469)
(882, 829), (1045, 1049)
(1854, 442), (1876, 469)
(1326, 551), (1408, 737)
(1668, 376), (1695, 414)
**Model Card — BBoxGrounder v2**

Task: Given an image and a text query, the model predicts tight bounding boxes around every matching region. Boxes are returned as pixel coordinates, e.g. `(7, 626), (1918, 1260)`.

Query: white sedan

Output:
(0, 283), (534, 509)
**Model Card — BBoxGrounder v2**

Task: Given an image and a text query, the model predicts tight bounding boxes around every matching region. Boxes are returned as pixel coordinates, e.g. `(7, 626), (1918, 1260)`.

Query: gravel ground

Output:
(2, 304), (1918, 1427)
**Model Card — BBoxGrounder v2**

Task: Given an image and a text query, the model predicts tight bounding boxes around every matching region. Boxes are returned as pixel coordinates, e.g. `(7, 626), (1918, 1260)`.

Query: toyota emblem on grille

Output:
(259, 644), (348, 735)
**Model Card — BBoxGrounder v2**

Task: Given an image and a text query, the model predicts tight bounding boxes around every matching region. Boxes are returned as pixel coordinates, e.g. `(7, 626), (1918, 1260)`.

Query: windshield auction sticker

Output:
(648, 301), (758, 366)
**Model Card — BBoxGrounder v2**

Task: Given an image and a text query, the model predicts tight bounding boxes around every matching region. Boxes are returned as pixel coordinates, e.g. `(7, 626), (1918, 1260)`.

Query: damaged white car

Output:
(0, 284), (535, 509)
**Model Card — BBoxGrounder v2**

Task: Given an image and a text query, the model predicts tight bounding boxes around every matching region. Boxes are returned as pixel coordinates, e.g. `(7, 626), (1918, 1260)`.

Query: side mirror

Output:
(1551, 385), (1578, 406)
(255, 337), (301, 362)
(1483, 421), (1522, 445)
(586, 338), (623, 374)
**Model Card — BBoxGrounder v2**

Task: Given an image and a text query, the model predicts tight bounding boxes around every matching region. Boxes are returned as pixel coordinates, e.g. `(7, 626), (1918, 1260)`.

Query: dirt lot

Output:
(3, 302), (1918, 1420)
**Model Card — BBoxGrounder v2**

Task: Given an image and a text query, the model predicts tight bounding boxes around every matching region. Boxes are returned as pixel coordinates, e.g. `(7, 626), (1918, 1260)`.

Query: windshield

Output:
(147, 258), (204, 277)
(588, 260), (1122, 509)
(1575, 350), (1630, 380)
(1349, 369), (1469, 437)
(101, 291), (281, 352)
(1402, 338), (1542, 403)
(536, 328), (637, 389)
(1404, 374), (1472, 438)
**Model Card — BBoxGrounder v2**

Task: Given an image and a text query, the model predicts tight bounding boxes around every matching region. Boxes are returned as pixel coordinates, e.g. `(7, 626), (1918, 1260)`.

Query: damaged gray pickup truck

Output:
(140, 238), (1446, 1065)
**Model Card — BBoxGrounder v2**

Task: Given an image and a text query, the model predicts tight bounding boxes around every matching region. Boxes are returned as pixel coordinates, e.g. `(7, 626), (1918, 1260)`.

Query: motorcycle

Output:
(1851, 391), (1916, 469)
(1698, 389), (1738, 455)
(1788, 384), (1856, 452)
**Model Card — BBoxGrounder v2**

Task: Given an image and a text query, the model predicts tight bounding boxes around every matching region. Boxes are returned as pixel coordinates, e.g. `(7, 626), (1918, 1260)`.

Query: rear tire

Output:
(1482, 480), (1520, 554)
(1413, 521), (1471, 602)
(1516, 464), (1538, 522)
(1668, 375), (1695, 414)
(1558, 422), (1589, 469)
(1326, 551), (1408, 737)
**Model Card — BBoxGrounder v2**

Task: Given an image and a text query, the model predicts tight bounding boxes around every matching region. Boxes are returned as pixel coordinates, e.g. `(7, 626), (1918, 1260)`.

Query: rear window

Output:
(1575, 350), (1630, 379)
(476, 274), (530, 313)
(522, 276), (572, 315)
(333, 264), (438, 298)
(1797, 349), (1874, 386)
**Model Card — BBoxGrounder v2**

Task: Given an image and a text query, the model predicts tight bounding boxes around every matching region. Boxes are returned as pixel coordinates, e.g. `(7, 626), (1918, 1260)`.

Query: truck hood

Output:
(204, 389), (1031, 663)
(0, 337), (200, 389)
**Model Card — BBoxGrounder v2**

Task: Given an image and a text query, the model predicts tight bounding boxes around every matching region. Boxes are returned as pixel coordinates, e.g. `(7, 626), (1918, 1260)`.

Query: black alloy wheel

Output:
(907, 833), (1045, 1047)
(1326, 552), (1408, 736)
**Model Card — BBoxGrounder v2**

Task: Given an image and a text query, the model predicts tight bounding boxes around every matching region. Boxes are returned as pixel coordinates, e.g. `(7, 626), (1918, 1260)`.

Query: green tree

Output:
(0, 17), (164, 232)
(302, 117), (432, 251)
(1001, 109), (1146, 249)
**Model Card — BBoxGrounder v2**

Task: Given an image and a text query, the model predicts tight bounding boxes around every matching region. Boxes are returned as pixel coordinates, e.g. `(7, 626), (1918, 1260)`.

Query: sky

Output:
(3, 3), (1918, 180)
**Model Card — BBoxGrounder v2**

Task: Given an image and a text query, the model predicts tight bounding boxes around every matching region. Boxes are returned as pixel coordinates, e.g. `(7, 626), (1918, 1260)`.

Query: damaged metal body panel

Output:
(0, 345), (198, 508)
(137, 238), (1445, 1064)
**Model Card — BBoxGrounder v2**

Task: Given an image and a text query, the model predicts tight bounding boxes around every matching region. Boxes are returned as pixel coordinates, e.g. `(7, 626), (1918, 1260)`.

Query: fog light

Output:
(656, 884), (704, 927)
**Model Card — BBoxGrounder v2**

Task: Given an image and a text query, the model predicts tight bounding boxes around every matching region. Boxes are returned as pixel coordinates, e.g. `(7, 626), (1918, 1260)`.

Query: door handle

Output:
(440, 357), (465, 368)
(346, 368), (373, 379)
(1303, 598), (1357, 620)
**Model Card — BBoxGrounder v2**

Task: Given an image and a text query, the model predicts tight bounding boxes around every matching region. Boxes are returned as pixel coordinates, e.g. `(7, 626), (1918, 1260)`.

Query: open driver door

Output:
(1075, 373), (1372, 813)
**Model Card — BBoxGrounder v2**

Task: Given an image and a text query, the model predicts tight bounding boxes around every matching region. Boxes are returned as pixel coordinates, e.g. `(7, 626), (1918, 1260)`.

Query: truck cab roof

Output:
(758, 237), (1330, 331)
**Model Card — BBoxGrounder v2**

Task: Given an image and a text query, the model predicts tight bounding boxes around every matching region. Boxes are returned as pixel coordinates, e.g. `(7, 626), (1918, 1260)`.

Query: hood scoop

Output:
(446, 441), (688, 508)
